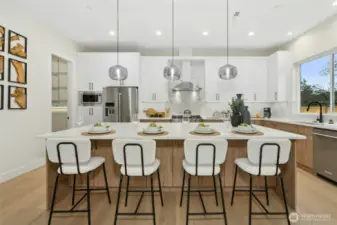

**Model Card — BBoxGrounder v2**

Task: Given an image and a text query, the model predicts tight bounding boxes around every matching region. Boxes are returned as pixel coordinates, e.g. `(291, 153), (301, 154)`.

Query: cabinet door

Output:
(140, 57), (169, 102)
(77, 53), (118, 91)
(119, 53), (140, 87)
(78, 107), (92, 126)
(92, 106), (103, 124)
(204, 59), (225, 102)
(267, 54), (278, 102)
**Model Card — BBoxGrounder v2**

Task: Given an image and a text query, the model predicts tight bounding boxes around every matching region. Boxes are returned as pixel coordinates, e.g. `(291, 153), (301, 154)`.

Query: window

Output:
(52, 56), (68, 107)
(300, 55), (331, 113)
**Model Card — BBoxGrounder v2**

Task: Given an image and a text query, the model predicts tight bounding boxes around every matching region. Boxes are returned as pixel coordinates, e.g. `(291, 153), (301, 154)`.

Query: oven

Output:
(80, 91), (102, 105)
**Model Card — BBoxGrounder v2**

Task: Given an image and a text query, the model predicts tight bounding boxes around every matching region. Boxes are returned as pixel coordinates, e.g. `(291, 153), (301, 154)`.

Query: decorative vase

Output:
(243, 106), (251, 125)
(231, 114), (242, 127)
(236, 93), (245, 117)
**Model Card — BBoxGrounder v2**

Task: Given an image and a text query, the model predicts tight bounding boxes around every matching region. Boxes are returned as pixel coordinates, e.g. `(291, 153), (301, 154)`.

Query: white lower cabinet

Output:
(79, 106), (103, 125)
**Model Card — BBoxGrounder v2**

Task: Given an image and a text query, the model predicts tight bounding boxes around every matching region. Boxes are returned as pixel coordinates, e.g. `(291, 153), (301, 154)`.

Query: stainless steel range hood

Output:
(172, 81), (202, 92)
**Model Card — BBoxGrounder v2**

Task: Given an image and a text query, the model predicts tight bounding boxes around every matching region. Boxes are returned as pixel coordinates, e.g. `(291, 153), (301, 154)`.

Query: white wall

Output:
(0, 2), (78, 183)
(277, 14), (337, 121)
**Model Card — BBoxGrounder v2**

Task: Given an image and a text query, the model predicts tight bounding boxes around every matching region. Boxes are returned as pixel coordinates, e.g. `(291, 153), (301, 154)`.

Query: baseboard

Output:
(0, 158), (45, 183)
(296, 163), (315, 174)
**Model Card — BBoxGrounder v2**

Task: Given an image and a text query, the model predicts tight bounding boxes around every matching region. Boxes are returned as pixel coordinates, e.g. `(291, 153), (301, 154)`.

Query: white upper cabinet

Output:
(76, 53), (140, 91)
(267, 51), (291, 102)
(205, 57), (267, 103)
(140, 57), (169, 102)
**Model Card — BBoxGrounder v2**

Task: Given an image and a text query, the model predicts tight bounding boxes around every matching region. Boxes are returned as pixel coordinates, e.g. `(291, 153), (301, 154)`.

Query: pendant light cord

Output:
(117, 0), (120, 65)
(226, 0), (229, 65)
(172, 0), (175, 64)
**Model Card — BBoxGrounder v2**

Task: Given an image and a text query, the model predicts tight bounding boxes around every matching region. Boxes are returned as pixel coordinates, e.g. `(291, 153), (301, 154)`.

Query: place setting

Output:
(231, 123), (264, 136)
(189, 123), (221, 136)
(138, 122), (168, 136)
(81, 122), (116, 136)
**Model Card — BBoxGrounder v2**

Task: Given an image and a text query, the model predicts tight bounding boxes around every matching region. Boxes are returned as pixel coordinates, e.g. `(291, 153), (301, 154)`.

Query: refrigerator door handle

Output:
(118, 93), (122, 122)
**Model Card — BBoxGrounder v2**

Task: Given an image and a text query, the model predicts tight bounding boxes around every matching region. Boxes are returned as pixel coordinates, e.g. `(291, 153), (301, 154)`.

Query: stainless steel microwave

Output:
(80, 91), (102, 105)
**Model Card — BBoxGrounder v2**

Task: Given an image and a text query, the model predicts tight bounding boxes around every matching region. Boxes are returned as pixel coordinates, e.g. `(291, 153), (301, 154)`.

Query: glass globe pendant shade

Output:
(218, 64), (238, 80)
(163, 64), (181, 81)
(109, 65), (128, 81)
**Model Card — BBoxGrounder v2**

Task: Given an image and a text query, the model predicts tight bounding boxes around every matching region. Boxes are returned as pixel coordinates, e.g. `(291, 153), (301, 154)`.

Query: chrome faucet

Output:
(306, 102), (323, 123)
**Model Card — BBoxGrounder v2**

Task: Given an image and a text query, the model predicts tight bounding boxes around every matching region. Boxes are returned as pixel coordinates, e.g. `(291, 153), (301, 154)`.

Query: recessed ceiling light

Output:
(156, 30), (162, 36)
(202, 31), (209, 36)
(287, 32), (293, 36)
(248, 32), (255, 36)
(84, 4), (93, 10)
(333, 0), (337, 6)
(109, 31), (115, 36)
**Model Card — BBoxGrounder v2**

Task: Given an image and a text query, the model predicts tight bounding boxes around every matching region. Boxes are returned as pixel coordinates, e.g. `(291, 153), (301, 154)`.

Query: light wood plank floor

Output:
(0, 167), (336, 225)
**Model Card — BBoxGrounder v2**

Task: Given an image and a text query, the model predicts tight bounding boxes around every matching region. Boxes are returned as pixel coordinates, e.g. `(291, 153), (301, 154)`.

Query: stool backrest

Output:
(46, 138), (91, 171)
(247, 139), (291, 167)
(184, 139), (228, 166)
(112, 139), (156, 167)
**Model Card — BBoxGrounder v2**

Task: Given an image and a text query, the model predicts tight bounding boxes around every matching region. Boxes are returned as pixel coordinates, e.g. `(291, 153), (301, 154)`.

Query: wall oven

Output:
(80, 91), (102, 105)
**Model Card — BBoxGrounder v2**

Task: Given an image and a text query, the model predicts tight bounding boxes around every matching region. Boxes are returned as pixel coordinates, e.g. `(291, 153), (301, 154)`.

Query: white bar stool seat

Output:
(120, 159), (160, 176)
(234, 158), (281, 176)
(230, 139), (292, 225)
(182, 160), (221, 176)
(58, 157), (106, 175)
(46, 138), (111, 225)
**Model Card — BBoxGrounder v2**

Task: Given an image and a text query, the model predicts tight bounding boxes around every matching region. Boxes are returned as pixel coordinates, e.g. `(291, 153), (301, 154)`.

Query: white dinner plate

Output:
(88, 129), (111, 134)
(143, 129), (164, 134)
(233, 128), (258, 134)
(193, 128), (216, 134)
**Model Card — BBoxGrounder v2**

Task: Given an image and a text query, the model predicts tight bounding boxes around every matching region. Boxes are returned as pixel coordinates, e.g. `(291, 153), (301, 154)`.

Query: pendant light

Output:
(219, 0), (238, 80)
(109, 0), (128, 81)
(163, 0), (181, 81)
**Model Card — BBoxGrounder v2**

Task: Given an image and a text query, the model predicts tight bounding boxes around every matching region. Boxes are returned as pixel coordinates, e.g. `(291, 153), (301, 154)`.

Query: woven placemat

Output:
(231, 130), (264, 136)
(81, 130), (116, 136)
(189, 131), (221, 136)
(137, 131), (169, 136)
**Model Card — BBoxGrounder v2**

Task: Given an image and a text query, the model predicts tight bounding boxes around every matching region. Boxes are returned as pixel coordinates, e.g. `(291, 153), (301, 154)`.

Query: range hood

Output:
(172, 81), (202, 92)
(171, 59), (202, 92)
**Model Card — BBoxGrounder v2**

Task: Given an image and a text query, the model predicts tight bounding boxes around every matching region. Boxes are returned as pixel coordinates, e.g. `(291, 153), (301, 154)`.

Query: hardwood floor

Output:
(0, 167), (336, 225)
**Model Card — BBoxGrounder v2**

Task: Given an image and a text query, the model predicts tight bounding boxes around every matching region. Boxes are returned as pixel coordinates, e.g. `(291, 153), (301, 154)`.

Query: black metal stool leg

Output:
(150, 175), (156, 225)
(48, 174), (59, 225)
(186, 175), (191, 225)
(102, 163), (111, 204)
(213, 175), (219, 206)
(180, 171), (185, 207)
(231, 165), (238, 205)
(87, 173), (91, 225)
(264, 176), (269, 206)
(218, 174), (228, 225)
(72, 175), (76, 205)
(114, 175), (123, 225)
(280, 176), (291, 225)
(248, 175), (252, 225)
(125, 176), (130, 207)
(157, 169), (164, 206)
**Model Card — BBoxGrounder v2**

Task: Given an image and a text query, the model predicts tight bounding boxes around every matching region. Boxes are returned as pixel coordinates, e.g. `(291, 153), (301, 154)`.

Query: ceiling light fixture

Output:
(109, 31), (115, 36)
(218, 0), (238, 80)
(287, 32), (293, 36)
(156, 30), (162, 36)
(108, 0), (128, 81)
(202, 31), (209, 36)
(163, 0), (181, 81)
(333, 0), (337, 6)
(248, 31), (255, 36)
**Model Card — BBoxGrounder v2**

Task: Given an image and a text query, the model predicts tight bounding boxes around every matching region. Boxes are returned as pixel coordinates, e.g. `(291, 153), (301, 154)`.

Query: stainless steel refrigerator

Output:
(102, 87), (138, 122)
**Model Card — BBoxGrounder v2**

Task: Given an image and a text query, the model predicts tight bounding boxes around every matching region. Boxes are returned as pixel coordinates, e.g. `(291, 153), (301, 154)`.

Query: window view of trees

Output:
(300, 55), (336, 113)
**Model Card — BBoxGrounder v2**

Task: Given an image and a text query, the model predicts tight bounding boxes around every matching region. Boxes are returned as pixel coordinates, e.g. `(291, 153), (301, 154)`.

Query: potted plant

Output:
(229, 96), (243, 127)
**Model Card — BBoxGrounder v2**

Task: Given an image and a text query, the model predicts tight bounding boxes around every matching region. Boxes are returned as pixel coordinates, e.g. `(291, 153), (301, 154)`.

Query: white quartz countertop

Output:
(37, 122), (306, 140)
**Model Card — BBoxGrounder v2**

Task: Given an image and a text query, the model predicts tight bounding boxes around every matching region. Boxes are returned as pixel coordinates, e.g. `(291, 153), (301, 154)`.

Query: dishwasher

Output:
(313, 128), (337, 182)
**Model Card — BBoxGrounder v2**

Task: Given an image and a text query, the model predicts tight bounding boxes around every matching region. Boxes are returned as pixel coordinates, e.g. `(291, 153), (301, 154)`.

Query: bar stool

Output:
(230, 139), (291, 225)
(112, 139), (164, 225)
(180, 139), (228, 225)
(46, 138), (111, 225)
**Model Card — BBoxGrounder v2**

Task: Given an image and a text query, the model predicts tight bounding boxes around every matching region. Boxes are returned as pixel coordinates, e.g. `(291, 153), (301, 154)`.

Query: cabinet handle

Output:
(313, 133), (337, 139)
(91, 82), (94, 90)
(275, 92), (278, 101)
(154, 93), (156, 101)
(92, 108), (94, 115)
(254, 93), (257, 101)
(89, 108), (91, 116)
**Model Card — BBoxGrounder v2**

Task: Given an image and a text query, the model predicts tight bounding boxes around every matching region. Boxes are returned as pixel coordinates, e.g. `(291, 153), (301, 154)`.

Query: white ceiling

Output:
(17, 0), (337, 50)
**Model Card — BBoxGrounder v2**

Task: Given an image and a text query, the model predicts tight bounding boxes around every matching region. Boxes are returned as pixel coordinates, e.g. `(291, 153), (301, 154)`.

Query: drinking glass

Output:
(76, 115), (84, 127)
(132, 113), (139, 125)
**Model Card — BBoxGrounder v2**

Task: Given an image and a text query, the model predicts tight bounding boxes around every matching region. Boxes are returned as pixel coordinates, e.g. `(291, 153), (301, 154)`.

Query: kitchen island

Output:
(38, 123), (305, 211)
